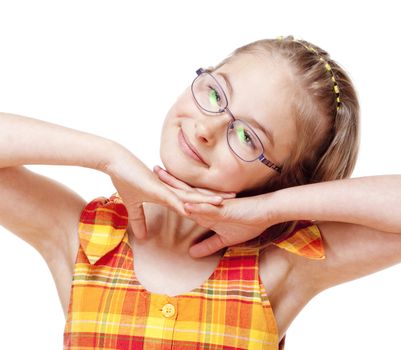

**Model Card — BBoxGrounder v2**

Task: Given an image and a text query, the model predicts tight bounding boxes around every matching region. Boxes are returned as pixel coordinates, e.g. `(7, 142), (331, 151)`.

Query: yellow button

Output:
(161, 303), (176, 318)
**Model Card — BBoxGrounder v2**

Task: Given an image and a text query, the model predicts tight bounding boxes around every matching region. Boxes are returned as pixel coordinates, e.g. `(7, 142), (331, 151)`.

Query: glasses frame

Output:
(191, 67), (282, 174)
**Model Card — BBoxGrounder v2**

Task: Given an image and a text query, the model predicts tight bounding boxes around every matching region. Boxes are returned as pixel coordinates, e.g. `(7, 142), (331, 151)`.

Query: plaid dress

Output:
(64, 193), (325, 349)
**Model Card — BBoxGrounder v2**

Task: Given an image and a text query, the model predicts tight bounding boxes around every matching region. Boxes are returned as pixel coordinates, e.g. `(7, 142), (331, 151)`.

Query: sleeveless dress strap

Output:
(231, 219), (325, 260)
(78, 192), (128, 265)
(270, 220), (326, 260)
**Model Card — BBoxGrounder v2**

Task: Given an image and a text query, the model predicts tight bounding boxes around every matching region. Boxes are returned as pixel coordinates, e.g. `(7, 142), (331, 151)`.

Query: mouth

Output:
(178, 128), (208, 166)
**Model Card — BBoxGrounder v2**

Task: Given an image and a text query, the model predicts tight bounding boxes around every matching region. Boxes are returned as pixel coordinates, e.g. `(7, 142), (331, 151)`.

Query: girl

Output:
(2, 36), (399, 349)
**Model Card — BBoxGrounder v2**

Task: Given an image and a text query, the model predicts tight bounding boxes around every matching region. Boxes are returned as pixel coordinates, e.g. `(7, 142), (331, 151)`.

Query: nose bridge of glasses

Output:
(193, 97), (234, 126)
(210, 108), (235, 130)
(224, 106), (236, 122)
(202, 109), (234, 132)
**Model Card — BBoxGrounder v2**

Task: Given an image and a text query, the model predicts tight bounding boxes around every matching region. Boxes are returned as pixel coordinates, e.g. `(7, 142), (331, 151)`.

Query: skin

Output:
(0, 52), (312, 344)
(161, 53), (296, 194)
(129, 54), (399, 341)
(142, 52), (298, 251)
(3, 39), (401, 346)
(6, 53), (401, 344)
(126, 53), (302, 341)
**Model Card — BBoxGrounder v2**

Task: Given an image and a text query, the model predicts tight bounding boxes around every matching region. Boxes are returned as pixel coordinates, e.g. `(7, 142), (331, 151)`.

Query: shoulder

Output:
(258, 221), (326, 336)
(76, 192), (129, 265)
(260, 220), (325, 261)
(300, 220), (401, 292)
(259, 220), (326, 297)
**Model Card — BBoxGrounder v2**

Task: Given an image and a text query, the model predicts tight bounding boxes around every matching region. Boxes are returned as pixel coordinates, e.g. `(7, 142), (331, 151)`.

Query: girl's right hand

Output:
(105, 148), (235, 240)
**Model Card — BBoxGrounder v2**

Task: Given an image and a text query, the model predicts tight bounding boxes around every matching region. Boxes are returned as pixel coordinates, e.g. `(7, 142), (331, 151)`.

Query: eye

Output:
(236, 125), (257, 149)
(208, 86), (221, 108)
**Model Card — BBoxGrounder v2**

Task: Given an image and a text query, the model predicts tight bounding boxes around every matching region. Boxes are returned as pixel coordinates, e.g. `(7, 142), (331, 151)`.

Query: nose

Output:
(194, 109), (234, 145)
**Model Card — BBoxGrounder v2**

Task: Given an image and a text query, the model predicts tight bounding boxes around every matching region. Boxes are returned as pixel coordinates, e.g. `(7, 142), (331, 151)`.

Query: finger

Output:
(128, 204), (148, 240)
(154, 168), (223, 205)
(189, 234), (227, 258)
(158, 186), (189, 218)
(160, 183), (224, 206)
(153, 166), (192, 191)
(184, 202), (221, 215)
(176, 190), (224, 205)
(195, 188), (237, 199)
(154, 165), (236, 199)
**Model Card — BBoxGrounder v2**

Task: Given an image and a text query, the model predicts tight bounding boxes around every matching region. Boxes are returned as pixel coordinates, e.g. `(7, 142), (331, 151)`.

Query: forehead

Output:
(215, 53), (293, 108)
(214, 53), (297, 152)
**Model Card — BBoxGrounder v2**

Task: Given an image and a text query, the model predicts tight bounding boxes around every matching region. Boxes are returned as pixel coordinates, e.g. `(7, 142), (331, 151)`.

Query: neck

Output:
(128, 202), (215, 257)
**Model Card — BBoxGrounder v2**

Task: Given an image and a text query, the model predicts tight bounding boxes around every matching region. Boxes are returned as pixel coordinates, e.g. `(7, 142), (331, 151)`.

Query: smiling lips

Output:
(178, 129), (208, 165)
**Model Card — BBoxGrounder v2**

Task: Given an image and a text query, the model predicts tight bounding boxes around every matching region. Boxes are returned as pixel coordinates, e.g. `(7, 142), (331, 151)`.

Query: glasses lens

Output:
(192, 72), (227, 113)
(227, 120), (263, 161)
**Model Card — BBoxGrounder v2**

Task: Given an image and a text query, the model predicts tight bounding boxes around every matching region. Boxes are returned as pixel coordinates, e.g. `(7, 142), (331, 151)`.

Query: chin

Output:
(160, 158), (198, 187)
(160, 146), (242, 193)
(160, 160), (225, 192)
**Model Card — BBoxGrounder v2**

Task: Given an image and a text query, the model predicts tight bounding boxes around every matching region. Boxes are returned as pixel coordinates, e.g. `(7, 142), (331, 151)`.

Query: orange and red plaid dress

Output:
(64, 193), (325, 349)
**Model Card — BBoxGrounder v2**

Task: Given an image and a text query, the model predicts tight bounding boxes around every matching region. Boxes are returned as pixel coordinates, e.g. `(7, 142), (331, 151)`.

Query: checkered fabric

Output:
(64, 193), (325, 349)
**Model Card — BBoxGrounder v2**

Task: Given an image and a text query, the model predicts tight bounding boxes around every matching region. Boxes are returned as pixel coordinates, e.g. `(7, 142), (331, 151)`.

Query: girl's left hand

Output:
(153, 165), (277, 258)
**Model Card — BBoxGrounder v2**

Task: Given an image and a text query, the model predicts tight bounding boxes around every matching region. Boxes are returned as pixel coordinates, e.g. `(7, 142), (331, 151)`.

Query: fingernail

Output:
(212, 196), (223, 202)
(184, 203), (194, 211)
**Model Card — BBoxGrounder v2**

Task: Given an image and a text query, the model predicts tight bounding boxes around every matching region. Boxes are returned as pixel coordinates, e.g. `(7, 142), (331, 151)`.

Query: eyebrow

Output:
(216, 72), (276, 149)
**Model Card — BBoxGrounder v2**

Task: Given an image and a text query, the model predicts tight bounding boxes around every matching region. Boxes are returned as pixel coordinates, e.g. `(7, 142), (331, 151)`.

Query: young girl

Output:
(1, 36), (399, 349)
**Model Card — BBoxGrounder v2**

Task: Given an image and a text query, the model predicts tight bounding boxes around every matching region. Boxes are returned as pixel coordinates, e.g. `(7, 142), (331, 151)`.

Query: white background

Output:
(0, 1), (400, 349)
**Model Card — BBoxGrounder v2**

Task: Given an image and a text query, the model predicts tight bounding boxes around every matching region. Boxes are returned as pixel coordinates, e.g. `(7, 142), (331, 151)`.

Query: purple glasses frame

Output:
(191, 68), (282, 174)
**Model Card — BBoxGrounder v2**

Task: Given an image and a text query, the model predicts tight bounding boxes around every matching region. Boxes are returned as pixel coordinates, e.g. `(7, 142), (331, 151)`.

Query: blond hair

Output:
(211, 36), (360, 243)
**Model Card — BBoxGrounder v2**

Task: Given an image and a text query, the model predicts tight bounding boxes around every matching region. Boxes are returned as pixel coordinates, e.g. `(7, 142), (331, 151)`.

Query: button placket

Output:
(159, 298), (177, 346)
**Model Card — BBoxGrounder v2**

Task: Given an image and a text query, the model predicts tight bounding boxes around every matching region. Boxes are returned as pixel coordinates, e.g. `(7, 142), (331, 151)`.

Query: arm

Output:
(0, 112), (223, 262)
(154, 165), (401, 249)
(0, 111), (139, 315)
(290, 221), (401, 293)
(0, 111), (119, 171)
(271, 175), (401, 234)
(0, 112), (122, 262)
(0, 112), (227, 315)
(268, 176), (401, 293)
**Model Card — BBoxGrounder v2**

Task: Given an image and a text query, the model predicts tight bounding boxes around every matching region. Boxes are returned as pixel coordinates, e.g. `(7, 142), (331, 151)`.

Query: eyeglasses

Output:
(191, 68), (282, 174)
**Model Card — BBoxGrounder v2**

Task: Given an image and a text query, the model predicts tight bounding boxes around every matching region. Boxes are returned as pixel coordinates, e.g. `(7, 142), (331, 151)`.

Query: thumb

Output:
(189, 234), (227, 258)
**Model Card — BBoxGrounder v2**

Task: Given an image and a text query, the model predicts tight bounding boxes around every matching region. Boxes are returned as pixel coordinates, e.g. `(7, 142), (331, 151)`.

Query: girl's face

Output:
(160, 53), (298, 194)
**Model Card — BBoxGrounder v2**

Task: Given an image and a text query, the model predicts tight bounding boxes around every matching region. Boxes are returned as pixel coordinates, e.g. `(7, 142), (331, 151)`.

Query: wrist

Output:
(97, 139), (131, 176)
(264, 186), (297, 225)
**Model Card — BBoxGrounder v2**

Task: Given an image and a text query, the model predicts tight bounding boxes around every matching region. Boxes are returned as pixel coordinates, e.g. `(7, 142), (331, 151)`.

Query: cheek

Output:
(159, 137), (244, 192)
(159, 103), (265, 192)
(204, 160), (262, 193)
(210, 163), (242, 188)
(214, 160), (272, 193)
